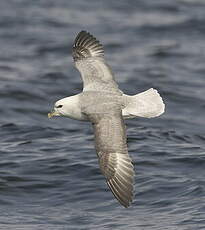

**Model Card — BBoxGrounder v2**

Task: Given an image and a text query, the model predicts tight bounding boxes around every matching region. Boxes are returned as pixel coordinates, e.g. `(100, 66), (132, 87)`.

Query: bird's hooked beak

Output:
(48, 109), (60, 118)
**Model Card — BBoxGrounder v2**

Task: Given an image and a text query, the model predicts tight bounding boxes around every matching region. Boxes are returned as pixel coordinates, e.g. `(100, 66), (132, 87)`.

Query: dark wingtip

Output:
(72, 31), (104, 61)
(107, 180), (134, 208)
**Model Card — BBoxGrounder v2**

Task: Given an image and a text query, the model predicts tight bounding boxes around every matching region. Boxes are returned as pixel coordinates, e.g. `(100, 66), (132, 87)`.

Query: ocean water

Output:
(0, 0), (205, 229)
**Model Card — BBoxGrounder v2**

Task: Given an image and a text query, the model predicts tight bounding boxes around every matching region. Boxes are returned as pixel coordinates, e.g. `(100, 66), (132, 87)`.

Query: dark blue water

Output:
(0, 0), (205, 229)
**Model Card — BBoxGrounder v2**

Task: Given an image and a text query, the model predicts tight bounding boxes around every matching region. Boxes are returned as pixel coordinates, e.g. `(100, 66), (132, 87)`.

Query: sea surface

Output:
(0, 0), (205, 229)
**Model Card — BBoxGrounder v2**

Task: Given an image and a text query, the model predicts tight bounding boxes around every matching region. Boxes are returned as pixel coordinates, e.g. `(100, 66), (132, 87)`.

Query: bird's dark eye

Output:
(56, 105), (63, 108)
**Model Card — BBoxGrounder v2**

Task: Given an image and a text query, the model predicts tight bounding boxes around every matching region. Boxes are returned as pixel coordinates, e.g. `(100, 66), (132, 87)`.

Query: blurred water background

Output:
(0, 0), (205, 229)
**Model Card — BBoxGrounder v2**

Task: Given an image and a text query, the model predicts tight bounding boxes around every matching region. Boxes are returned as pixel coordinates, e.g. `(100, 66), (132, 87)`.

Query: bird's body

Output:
(56, 88), (164, 121)
(48, 31), (165, 207)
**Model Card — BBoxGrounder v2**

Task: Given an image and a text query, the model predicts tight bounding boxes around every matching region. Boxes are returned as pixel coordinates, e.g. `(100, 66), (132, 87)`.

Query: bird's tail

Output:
(122, 88), (165, 119)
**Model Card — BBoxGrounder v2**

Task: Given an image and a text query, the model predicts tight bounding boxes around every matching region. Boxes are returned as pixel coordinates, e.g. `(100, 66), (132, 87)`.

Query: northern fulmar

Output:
(48, 31), (165, 208)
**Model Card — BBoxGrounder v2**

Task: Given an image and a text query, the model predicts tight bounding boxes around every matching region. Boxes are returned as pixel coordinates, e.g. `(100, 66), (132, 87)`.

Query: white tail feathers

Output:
(122, 88), (165, 119)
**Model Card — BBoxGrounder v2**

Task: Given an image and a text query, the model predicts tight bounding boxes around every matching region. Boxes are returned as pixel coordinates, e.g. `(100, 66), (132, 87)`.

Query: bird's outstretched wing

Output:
(88, 108), (134, 208)
(72, 31), (120, 93)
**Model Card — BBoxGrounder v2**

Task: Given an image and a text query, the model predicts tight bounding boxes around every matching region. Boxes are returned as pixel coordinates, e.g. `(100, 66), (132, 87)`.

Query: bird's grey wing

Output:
(88, 109), (134, 208)
(72, 31), (120, 93)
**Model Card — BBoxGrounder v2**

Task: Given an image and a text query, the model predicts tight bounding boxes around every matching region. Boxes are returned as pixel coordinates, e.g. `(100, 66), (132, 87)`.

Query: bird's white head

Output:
(48, 95), (86, 120)
(48, 97), (69, 118)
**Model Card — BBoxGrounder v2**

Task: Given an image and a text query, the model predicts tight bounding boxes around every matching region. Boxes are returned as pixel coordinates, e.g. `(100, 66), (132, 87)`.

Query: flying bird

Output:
(48, 31), (165, 207)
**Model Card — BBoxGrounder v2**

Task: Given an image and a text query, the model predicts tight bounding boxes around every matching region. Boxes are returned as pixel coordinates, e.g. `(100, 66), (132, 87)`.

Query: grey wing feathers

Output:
(72, 31), (120, 92)
(73, 31), (104, 61)
(91, 112), (135, 208)
(101, 152), (134, 208)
